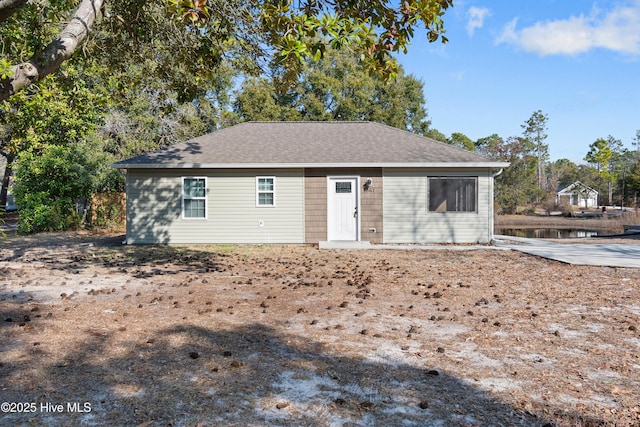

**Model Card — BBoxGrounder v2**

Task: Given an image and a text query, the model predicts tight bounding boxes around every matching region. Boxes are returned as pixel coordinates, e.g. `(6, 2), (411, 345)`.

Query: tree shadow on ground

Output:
(0, 321), (600, 426)
(0, 230), (124, 261)
(0, 300), (40, 330)
(0, 233), (230, 275)
(0, 238), (619, 426)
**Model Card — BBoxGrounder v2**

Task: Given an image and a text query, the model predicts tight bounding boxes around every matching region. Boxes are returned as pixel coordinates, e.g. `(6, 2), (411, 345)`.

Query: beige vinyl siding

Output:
(126, 169), (304, 244)
(383, 168), (494, 244)
(304, 172), (328, 243)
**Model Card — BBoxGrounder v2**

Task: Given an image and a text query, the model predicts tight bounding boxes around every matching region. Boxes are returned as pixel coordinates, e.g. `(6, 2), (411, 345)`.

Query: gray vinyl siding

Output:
(125, 169), (304, 244)
(383, 168), (494, 244)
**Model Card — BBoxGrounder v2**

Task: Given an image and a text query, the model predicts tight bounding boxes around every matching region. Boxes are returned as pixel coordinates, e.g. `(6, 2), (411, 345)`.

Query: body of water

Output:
(495, 228), (600, 239)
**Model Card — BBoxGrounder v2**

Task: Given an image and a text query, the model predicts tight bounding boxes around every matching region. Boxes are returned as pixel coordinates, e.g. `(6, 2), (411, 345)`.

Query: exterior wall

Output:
(304, 168), (383, 243)
(383, 168), (495, 244)
(125, 166), (496, 245)
(557, 192), (597, 208)
(126, 169), (304, 244)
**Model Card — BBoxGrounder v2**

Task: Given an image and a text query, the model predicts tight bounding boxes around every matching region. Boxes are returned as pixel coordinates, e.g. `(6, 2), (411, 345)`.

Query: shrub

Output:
(12, 144), (94, 234)
(16, 196), (81, 234)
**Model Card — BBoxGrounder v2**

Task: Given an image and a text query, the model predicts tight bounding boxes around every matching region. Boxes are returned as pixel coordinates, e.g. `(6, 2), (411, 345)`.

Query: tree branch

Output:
(0, 0), (104, 101)
(0, 0), (27, 24)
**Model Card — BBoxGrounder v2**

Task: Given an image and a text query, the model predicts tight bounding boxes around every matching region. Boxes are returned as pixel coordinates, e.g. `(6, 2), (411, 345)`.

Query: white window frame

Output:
(256, 176), (276, 207)
(182, 177), (207, 219)
(427, 177), (478, 213)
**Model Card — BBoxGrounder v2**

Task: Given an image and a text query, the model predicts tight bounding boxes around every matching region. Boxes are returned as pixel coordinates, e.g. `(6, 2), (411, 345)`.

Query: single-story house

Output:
(557, 181), (598, 208)
(112, 122), (509, 245)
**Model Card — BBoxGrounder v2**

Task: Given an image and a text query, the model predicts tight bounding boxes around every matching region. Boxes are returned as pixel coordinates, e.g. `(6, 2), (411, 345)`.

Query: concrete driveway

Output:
(321, 238), (640, 268)
(494, 235), (640, 268)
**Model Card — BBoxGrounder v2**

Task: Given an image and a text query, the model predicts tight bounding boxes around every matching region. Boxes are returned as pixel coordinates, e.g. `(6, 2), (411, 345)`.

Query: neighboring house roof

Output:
(557, 181), (598, 195)
(113, 121), (509, 169)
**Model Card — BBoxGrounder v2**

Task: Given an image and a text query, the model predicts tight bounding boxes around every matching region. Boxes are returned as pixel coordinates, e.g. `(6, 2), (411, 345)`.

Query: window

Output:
(256, 176), (275, 207)
(335, 182), (352, 193)
(428, 177), (477, 213)
(183, 177), (206, 219)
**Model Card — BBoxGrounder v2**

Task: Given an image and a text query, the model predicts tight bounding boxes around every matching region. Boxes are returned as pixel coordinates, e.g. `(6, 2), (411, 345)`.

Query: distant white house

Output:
(557, 181), (598, 208)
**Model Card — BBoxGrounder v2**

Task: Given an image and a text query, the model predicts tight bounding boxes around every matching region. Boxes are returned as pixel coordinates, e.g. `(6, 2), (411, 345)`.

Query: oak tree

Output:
(233, 48), (432, 134)
(0, 0), (453, 101)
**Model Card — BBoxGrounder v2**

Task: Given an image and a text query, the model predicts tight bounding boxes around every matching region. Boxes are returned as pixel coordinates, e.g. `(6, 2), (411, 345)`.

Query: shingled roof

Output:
(113, 122), (508, 169)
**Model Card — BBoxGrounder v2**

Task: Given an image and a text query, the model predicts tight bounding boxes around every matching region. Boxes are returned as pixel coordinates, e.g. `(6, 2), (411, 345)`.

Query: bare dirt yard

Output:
(1, 229), (639, 426)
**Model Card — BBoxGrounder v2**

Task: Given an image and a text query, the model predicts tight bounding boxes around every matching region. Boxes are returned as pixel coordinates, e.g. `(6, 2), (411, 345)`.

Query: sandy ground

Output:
(1, 229), (639, 426)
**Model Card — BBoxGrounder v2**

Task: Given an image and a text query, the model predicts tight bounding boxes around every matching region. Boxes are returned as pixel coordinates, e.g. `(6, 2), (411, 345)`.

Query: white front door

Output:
(327, 177), (359, 241)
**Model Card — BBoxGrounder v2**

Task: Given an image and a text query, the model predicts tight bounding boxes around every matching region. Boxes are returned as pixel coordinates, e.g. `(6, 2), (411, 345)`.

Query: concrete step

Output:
(318, 241), (372, 249)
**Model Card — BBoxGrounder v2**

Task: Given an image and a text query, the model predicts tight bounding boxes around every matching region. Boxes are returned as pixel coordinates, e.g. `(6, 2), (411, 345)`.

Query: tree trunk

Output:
(0, 0), (104, 101)
(0, 0), (27, 23)
(608, 181), (613, 206)
(0, 153), (14, 208)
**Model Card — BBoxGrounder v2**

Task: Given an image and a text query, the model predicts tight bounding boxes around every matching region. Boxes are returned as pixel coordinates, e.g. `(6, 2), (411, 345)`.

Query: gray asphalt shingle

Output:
(113, 121), (508, 168)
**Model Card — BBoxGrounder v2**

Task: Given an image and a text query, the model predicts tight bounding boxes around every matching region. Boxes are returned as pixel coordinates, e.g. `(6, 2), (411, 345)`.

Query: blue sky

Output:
(397, 0), (640, 163)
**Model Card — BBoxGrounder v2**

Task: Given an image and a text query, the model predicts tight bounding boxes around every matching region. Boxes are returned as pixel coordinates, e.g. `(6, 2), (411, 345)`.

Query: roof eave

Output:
(112, 162), (511, 170)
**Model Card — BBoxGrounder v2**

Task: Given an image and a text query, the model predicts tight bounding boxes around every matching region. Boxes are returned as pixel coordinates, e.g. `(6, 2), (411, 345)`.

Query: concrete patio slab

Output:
(493, 235), (640, 268)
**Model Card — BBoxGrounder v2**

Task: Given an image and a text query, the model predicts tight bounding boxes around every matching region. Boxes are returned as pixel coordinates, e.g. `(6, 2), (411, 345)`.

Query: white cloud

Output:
(466, 6), (491, 36)
(449, 70), (465, 81)
(495, 1), (640, 56)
